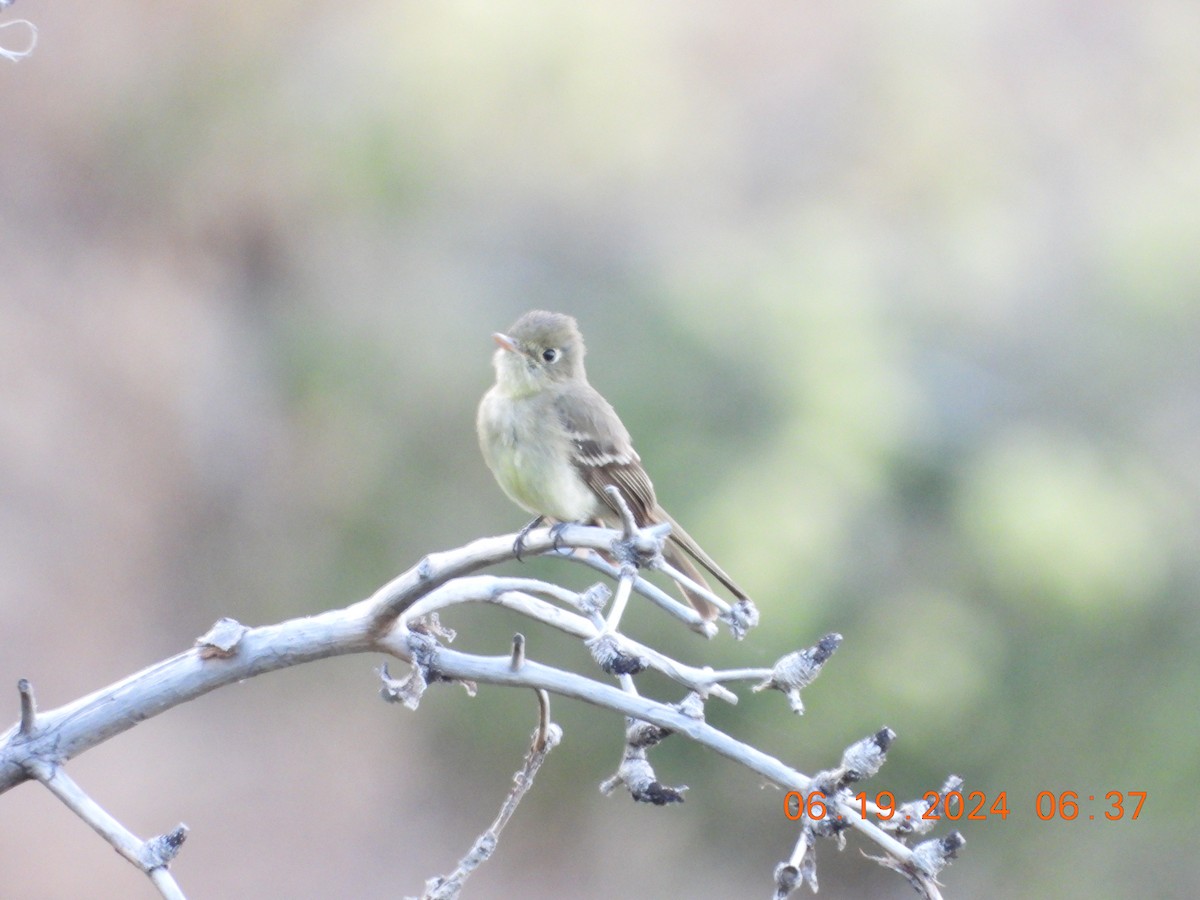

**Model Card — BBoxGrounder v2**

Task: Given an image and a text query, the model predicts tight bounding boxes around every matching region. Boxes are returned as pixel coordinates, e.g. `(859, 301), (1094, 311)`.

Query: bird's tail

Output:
(660, 510), (749, 620)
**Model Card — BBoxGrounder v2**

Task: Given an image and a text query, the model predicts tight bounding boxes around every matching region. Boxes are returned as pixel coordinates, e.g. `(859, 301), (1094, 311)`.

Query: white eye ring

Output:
(541, 348), (559, 363)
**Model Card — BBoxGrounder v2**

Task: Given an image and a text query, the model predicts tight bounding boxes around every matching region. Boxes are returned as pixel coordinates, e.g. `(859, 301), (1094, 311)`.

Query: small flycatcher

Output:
(476, 310), (749, 619)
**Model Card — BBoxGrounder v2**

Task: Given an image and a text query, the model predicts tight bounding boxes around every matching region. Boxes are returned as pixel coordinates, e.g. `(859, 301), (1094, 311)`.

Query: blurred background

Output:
(2, 1), (1198, 897)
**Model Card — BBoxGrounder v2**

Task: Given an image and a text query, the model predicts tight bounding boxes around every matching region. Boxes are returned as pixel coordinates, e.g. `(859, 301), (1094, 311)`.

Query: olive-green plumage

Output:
(476, 310), (749, 620)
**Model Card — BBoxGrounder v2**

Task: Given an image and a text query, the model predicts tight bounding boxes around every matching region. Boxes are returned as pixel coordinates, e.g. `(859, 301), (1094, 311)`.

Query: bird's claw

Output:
(549, 522), (571, 553)
(513, 515), (545, 562)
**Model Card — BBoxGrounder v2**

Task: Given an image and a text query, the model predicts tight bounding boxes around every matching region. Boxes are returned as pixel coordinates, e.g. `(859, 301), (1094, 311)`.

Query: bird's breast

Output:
(478, 390), (598, 522)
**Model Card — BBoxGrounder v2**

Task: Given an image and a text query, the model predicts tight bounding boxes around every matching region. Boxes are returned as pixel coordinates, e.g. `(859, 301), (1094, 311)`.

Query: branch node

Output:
(673, 691), (707, 720)
(587, 634), (648, 675)
(600, 748), (687, 805)
(575, 582), (611, 615)
(409, 613), (456, 642)
(624, 717), (673, 750)
(864, 831), (965, 898)
(380, 633), (476, 710)
(723, 597), (761, 639)
(417, 556), (435, 580)
(624, 692), (704, 753)
(195, 618), (248, 659)
(613, 524), (670, 570)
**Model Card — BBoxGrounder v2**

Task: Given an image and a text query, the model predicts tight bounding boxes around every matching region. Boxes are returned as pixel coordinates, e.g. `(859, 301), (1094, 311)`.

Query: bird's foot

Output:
(549, 522), (572, 553)
(513, 515), (545, 562)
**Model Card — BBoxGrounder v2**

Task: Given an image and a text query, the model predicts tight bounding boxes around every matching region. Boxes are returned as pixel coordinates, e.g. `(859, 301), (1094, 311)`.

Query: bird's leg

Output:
(513, 515), (545, 561)
(548, 521), (573, 553)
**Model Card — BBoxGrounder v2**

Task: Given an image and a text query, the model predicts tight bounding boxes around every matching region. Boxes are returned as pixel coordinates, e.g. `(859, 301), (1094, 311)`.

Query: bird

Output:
(476, 309), (750, 620)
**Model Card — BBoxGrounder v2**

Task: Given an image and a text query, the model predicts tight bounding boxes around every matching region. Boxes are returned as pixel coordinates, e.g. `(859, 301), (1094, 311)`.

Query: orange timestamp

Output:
(783, 790), (1147, 823)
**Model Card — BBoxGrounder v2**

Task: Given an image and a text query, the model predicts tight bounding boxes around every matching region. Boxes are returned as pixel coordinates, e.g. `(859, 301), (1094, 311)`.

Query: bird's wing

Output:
(555, 382), (750, 610)
(554, 384), (658, 525)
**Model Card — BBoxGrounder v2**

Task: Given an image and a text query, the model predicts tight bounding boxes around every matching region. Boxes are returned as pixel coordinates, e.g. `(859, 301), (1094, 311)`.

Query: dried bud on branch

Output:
(600, 749), (687, 805)
(753, 633), (842, 713)
(587, 634), (648, 675)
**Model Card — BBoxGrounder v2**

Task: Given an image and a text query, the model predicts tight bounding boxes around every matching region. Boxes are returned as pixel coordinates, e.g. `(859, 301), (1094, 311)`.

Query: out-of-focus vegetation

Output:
(2, 2), (1197, 897)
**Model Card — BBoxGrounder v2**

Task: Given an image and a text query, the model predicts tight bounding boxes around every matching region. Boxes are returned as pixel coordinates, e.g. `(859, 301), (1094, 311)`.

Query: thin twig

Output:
(573, 551), (716, 635)
(533, 689), (551, 751)
(401, 581), (738, 702)
(374, 633), (915, 865)
(25, 759), (188, 899)
(368, 526), (641, 633)
(603, 485), (639, 538)
(509, 633), (526, 670)
(419, 710), (562, 900)
(603, 564), (636, 633)
(0, 526), (946, 895)
(654, 555), (731, 619)
(17, 679), (35, 735)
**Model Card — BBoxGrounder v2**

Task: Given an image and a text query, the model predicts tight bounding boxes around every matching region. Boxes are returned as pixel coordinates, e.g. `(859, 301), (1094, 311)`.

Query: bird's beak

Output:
(492, 332), (519, 353)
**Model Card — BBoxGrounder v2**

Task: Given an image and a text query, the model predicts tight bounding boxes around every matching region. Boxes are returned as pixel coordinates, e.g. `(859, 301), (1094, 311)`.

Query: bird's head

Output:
(491, 310), (587, 394)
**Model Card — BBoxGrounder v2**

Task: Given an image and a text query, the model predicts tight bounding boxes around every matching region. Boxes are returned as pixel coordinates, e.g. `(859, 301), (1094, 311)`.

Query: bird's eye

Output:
(542, 348), (559, 363)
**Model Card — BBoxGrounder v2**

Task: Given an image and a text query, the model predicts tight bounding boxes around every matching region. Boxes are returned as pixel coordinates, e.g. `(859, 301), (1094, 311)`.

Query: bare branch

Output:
(25, 758), (188, 899)
(602, 563), (637, 633)
(1, 524), (961, 895)
(366, 525), (653, 634)
(572, 551), (715, 634)
(417, 714), (563, 900)
(602, 484), (639, 539)
(401, 577), (738, 702)
(653, 554), (732, 620)
(2, 605), (377, 794)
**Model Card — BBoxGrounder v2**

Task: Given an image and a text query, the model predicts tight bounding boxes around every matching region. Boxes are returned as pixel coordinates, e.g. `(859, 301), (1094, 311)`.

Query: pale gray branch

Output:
(570, 550), (722, 637)
(401, 576), (738, 702)
(17, 678), (35, 735)
(417, 717), (563, 900)
(26, 758), (187, 899)
(374, 631), (914, 864)
(0, 523), (952, 896)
